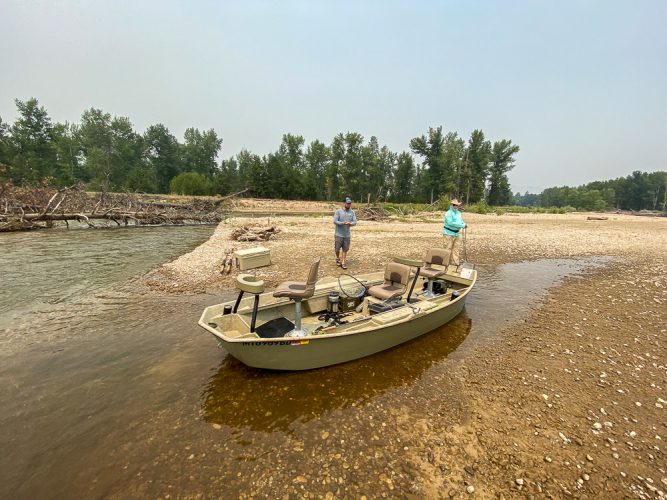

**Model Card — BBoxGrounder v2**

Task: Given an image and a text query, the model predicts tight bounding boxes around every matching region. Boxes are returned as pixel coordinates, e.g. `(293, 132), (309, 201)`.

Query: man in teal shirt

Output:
(443, 198), (466, 266)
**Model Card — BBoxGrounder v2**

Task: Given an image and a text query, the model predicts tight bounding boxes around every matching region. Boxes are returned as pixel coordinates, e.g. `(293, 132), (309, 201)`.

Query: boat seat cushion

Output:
(367, 283), (407, 300)
(367, 262), (410, 300)
(420, 267), (444, 279)
(272, 257), (321, 300)
(420, 248), (450, 279)
(273, 281), (309, 298)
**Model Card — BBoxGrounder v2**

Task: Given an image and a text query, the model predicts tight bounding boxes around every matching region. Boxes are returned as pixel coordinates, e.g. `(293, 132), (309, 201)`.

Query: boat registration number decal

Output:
(242, 340), (310, 346)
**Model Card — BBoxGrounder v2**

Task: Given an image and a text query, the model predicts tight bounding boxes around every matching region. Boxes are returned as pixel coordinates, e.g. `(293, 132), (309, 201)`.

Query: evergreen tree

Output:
(0, 116), (13, 174)
(214, 157), (240, 195)
(51, 122), (83, 185)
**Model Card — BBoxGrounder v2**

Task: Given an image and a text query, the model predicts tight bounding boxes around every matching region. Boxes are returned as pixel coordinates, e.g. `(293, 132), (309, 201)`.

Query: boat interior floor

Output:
(255, 317), (296, 338)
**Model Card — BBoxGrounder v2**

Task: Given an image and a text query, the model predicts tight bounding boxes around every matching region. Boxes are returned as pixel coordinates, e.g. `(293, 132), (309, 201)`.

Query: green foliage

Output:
(503, 205), (536, 213)
(2, 97), (662, 213)
(170, 171), (213, 195)
(531, 171), (666, 212)
(487, 140), (520, 206)
(144, 124), (180, 193)
(465, 200), (491, 214)
(7, 98), (56, 184)
(181, 128), (222, 177)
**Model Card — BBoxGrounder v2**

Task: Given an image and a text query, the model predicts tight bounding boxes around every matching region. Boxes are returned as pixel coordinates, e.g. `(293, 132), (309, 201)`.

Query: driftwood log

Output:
(230, 225), (280, 241)
(587, 216), (608, 221)
(356, 206), (387, 221)
(0, 184), (240, 232)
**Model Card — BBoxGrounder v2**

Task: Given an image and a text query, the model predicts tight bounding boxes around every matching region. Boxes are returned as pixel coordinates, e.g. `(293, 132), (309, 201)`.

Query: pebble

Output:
(466, 485), (475, 494)
(593, 422), (602, 430)
(515, 478), (524, 486)
(544, 456), (552, 463)
(586, 454), (593, 461)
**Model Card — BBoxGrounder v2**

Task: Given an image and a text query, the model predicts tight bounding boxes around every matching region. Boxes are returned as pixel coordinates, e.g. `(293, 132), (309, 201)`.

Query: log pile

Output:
(230, 225), (280, 241)
(356, 206), (388, 221)
(0, 183), (230, 232)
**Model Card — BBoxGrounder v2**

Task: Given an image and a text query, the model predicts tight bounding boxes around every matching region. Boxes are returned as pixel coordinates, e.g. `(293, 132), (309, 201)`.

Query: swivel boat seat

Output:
(272, 257), (321, 337)
(420, 248), (451, 298)
(233, 274), (266, 333)
(367, 261), (411, 301)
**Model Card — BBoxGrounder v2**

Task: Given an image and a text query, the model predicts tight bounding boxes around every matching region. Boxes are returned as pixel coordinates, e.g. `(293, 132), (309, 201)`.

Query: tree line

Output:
(514, 170), (667, 212)
(0, 98), (520, 205)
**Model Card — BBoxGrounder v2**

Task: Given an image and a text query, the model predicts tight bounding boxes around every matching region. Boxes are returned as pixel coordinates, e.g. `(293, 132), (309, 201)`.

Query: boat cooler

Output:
(234, 247), (272, 271)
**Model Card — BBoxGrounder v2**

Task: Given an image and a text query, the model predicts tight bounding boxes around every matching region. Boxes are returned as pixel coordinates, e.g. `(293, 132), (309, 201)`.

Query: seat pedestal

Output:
(286, 298), (306, 337)
(422, 278), (436, 298)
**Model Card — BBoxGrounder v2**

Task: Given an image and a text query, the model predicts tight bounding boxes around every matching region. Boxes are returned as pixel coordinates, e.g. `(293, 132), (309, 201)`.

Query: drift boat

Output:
(199, 249), (476, 371)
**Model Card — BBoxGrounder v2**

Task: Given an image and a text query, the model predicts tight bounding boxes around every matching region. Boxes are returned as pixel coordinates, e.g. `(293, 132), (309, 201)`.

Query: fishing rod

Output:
(462, 226), (467, 263)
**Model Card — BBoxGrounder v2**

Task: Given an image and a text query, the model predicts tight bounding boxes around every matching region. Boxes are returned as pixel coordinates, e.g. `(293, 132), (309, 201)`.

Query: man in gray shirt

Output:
(333, 197), (357, 270)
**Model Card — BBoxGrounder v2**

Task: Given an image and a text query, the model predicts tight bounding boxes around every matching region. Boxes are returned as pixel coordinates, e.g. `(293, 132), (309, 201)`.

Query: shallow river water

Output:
(0, 227), (611, 498)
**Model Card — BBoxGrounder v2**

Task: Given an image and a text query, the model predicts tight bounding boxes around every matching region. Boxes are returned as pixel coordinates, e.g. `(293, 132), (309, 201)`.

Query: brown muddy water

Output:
(0, 229), (611, 498)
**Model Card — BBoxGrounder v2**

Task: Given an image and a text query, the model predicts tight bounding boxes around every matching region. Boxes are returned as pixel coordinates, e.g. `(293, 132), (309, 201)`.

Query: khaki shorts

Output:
(335, 236), (351, 253)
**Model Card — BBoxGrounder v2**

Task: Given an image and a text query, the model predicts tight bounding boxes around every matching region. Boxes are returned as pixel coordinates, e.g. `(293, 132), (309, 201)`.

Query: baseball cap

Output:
(344, 197), (352, 204)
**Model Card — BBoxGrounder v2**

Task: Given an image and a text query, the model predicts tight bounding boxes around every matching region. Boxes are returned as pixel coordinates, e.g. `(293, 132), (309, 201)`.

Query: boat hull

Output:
(221, 297), (467, 370)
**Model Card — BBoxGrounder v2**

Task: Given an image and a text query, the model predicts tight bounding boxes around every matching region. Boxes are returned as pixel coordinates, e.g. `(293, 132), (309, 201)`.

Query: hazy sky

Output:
(1, 0), (665, 193)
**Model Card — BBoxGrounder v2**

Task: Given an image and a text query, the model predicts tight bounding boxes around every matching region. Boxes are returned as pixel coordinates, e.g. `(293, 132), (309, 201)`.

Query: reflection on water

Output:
(200, 257), (613, 435)
(201, 313), (472, 433)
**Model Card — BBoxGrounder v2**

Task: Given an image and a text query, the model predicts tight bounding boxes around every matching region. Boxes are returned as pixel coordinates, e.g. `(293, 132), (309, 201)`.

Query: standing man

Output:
(334, 197), (357, 270)
(443, 198), (466, 267)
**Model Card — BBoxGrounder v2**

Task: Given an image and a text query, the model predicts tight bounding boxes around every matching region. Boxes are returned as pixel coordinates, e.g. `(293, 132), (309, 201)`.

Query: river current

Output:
(0, 226), (609, 498)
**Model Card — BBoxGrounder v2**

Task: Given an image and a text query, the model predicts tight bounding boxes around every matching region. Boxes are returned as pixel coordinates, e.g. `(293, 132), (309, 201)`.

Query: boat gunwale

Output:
(199, 270), (477, 344)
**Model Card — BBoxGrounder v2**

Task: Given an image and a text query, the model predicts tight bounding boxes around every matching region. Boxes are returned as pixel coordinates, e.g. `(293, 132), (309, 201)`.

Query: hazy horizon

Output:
(2, 0), (665, 194)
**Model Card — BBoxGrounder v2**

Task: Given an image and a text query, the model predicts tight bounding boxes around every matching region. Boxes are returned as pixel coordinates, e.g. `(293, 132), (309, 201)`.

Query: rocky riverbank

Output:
(143, 203), (666, 497)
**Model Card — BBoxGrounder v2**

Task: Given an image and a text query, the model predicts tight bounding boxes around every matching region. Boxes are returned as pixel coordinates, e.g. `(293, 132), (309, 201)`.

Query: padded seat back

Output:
(273, 257), (321, 300)
(367, 262), (411, 300)
(384, 262), (410, 285)
(424, 248), (451, 267)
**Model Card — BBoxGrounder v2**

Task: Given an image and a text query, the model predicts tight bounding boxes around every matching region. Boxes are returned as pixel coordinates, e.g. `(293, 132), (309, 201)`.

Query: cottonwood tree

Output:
(303, 140), (329, 200)
(487, 139), (520, 206)
(8, 98), (56, 184)
(463, 129), (491, 204)
(180, 128), (222, 178)
(410, 126), (445, 203)
(393, 152), (416, 202)
(143, 124), (180, 193)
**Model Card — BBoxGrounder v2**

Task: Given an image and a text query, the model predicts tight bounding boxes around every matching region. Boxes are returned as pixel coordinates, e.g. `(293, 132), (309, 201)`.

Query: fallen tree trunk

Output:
(0, 185), (239, 232)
